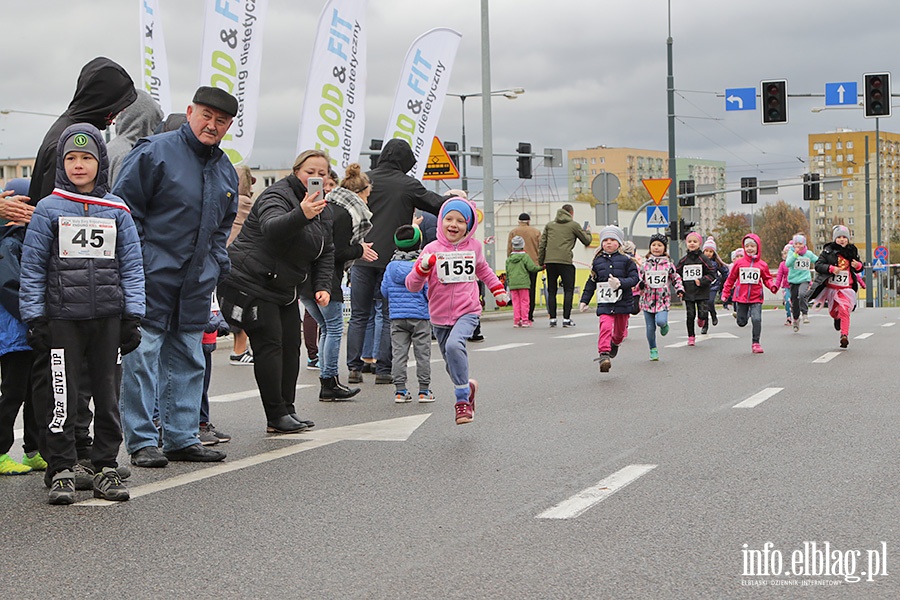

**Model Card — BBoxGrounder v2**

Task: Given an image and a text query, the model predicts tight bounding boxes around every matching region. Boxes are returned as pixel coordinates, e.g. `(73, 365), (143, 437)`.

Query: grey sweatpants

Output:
(390, 318), (432, 392)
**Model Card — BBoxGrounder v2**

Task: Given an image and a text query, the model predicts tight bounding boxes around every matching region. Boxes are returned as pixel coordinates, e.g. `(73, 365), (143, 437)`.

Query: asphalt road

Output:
(1, 305), (897, 599)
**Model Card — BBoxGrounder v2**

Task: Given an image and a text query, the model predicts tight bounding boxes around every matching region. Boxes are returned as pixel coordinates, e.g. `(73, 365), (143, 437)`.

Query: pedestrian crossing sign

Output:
(646, 205), (669, 228)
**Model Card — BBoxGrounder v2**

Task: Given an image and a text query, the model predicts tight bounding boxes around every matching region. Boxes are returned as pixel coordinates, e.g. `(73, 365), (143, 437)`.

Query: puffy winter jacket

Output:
(505, 251), (540, 290)
(638, 254), (684, 313)
(225, 173), (334, 306)
(538, 208), (592, 265)
(721, 233), (777, 304)
(406, 198), (503, 327)
(807, 241), (862, 301)
(676, 249), (716, 301)
(382, 252), (429, 320)
(580, 249), (640, 315)
(20, 124), (145, 323)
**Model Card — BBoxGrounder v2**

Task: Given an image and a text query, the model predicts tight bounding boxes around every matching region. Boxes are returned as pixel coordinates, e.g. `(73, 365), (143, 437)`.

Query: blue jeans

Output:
(300, 297), (344, 378)
(120, 325), (204, 454)
(735, 302), (763, 343)
(433, 313), (479, 402)
(346, 265), (391, 374)
(361, 297), (383, 360)
(643, 310), (668, 349)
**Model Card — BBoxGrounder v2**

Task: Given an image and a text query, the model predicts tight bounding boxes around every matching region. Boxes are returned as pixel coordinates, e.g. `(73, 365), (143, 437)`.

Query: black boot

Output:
(319, 376), (361, 402)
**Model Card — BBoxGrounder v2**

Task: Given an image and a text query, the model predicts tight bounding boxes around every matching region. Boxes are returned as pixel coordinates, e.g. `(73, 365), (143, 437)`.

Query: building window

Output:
(837, 142), (843, 150)
(847, 141), (854, 149)
(837, 154), (843, 162)
(838, 205), (844, 212)
(848, 205), (855, 212)
(848, 167), (854, 174)
(590, 170), (596, 175)
(264, 177), (276, 187)
(599, 157), (605, 164)
(590, 158), (596, 164)
(825, 143), (832, 150)
(847, 153), (854, 162)
(848, 218), (854, 225)
(21, 165), (30, 177)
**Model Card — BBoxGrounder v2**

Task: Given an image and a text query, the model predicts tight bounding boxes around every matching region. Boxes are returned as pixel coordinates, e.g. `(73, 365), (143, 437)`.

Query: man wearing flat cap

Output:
(113, 86), (239, 466)
(507, 212), (542, 323)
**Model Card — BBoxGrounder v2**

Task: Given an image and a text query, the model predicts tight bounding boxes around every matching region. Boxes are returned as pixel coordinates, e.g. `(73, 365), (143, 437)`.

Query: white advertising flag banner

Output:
(296, 0), (368, 170)
(199, 0), (269, 165)
(383, 28), (461, 180)
(139, 0), (172, 115)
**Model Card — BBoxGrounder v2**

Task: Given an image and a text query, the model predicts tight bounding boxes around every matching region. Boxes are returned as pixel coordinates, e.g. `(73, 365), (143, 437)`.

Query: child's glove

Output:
(26, 318), (51, 352)
(828, 265), (839, 274)
(607, 275), (620, 291)
(491, 285), (509, 307)
(415, 252), (436, 276)
(217, 321), (231, 337)
(769, 285), (778, 294)
(851, 260), (862, 271)
(579, 302), (589, 312)
(120, 317), (142, 356)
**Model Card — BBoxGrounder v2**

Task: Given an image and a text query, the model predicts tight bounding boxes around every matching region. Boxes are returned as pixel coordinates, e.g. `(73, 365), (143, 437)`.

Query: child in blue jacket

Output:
(579, 226), (639, 373)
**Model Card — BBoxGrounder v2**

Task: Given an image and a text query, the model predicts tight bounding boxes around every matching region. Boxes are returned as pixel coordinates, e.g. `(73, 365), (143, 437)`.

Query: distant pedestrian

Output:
(539, 204), (591, 327)
(637, 233), (683, 361)
(807, 225), (862, 348)
(786, 234), (817, 332)
(507, 212), (542, 322)
(579, 226), (639, 373)
(406, 198), (509, 424)
(505, 235), (540, 327)
(701, 236), (729, 333)
(382, 225), (432, 403)
(676, 231), (716, 346)
(107, 89), (164, 185)
(721, 233), (779, 354)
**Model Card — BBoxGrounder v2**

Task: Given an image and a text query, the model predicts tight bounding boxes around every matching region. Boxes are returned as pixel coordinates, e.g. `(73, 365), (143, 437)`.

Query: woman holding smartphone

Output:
(219, 149), (334, 434)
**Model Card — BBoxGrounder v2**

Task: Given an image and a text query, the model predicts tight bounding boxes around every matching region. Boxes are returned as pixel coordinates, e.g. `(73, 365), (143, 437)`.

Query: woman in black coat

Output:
(219, 150), (335, 433)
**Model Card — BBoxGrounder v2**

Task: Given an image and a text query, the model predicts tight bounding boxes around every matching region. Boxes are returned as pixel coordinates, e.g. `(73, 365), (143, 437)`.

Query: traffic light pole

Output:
(665, 5), (679, 262)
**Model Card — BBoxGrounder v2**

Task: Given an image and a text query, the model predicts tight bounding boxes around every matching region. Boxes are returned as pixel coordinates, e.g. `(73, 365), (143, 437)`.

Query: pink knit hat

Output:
(702, 236), (717, 252)
(685, 231), (703, 244)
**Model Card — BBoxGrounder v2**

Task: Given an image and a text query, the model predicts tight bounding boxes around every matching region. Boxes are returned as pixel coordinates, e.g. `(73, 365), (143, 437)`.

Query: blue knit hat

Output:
(441, 198), (475, 232)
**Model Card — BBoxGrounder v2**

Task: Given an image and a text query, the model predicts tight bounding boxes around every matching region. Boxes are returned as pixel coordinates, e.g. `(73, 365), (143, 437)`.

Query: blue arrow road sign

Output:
(825, 81), (858, 106)
(725, 88), (756, 111)
(647, 205), (669, 228)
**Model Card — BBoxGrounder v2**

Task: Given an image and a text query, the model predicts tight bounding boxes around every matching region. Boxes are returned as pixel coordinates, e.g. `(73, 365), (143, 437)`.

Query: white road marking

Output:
(210, 384), (313, 403)
(664, 332), (738, 348)
(77, 414), (432, 506)
(813, 352), (841, 363)
(555, 332), (595, 339)
(407, 358), (445, 367)
(882, 322), (895, 327)
(536, 464), (657, 519)
(854, 333), (874, 340)
(733, 387), (784, 409)
(473, 343), (533, 352)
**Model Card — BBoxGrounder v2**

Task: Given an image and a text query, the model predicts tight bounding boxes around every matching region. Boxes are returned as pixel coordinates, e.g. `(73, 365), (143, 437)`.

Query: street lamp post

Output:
(447, 88), (524, 192)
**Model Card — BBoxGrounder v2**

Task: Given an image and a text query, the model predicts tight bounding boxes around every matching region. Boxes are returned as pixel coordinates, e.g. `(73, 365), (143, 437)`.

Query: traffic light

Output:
(443, 141), (460, 170)
(678, 179), (695, 207)
(761, 80), (788, 124)
(679, 218), (696, 240)
(803, 173), (821, 201)
(368, 138), (383, 169)
(740, 177), (758, 204)
(516, 142), (533, 179)
(666, 220), (678, 241)
(864, 73), (891, 118)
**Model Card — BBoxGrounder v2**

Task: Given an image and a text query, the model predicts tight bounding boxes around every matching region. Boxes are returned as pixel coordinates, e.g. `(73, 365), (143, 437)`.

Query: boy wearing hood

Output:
(20, 124), (145, 504)
(720, 233), (778, 354)
(406, 198), (509, 424)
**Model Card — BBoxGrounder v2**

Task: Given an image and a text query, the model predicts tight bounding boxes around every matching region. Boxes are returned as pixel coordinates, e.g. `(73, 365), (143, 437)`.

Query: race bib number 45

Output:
(739, 267), (761, 285)
(59, 216), (117, 259)
(436, 251), (476, 283)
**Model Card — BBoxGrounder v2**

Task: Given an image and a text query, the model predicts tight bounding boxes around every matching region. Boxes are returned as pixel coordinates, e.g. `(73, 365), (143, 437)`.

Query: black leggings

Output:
(243, 299), (301, 421)
(684, 299), (709, 336)
(545, 263), (576, 320)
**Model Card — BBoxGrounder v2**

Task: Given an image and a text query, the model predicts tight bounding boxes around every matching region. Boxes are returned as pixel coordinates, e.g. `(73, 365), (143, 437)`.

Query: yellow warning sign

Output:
(423, 137), (460, 180)
(642, 178), (672, 205)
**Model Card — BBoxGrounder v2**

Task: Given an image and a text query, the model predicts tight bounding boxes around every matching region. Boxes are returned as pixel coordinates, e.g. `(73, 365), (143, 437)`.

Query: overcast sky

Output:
(2, 0), (897, 209)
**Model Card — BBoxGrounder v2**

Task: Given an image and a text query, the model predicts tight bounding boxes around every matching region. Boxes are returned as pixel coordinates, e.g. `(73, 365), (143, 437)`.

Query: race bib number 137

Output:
(58, 216), (117, 259)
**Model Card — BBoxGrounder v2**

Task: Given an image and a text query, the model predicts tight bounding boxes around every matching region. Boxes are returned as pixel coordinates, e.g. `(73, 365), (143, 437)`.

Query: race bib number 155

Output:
(436, 251), (476, 283)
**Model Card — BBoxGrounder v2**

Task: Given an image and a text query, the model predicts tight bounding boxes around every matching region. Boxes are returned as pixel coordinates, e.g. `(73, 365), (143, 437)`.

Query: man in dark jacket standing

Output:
(113, 86), (239, 467)
(28, 57), (138, 202)
(346, 139), (444, 383)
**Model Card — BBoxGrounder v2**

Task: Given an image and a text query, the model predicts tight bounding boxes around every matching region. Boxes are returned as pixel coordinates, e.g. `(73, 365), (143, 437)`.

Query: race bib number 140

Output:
(59, 216), (117, 259)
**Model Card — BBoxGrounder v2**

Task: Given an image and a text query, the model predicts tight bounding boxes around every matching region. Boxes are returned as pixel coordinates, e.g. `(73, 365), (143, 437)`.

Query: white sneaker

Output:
(549, 319), (557, 327)
(803, 315), (809, 324)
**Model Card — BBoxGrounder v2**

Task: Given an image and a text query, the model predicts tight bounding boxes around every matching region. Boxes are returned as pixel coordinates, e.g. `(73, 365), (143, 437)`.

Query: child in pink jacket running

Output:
(406, 197), (508, 425)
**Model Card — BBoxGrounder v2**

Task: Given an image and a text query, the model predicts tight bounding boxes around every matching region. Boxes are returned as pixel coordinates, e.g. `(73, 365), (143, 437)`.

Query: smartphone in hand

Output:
(307, 177), (324, 198)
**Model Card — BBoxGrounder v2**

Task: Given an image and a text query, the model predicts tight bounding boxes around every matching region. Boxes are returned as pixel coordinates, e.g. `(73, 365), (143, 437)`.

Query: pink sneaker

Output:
(687, 336), (695, 346)
(455, 379), (478, 425)
(513, 321), (522, 328)
(752, 343), (764, 354)
(522, 321), (533, 328)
